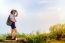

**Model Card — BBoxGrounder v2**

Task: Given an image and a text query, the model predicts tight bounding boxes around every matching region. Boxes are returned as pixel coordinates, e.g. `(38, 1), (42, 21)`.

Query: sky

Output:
(0, 0), (65, 34)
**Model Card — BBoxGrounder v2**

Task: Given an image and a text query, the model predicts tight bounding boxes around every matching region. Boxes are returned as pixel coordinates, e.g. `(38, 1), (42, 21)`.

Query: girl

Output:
(7, 9), (18, 40)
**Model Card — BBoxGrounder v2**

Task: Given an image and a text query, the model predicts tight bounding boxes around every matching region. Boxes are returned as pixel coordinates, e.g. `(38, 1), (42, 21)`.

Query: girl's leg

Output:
(11, 28), (17, 39)
(11, 22), (17, 40)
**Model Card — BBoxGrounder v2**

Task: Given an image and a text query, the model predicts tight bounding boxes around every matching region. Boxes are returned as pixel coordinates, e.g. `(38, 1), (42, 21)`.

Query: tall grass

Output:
(0, 24), (65, 43)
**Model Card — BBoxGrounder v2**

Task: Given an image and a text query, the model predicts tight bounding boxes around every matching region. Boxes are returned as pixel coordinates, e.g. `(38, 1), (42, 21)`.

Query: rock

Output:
(4, 38), (28, 43)
(16, 38), (28, 43)
(6, 35), (12, 40)
(4, 40), (16, 43)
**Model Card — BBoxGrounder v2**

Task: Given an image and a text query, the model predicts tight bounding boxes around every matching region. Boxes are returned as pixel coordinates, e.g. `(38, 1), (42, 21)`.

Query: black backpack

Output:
(6, 15), (12, 26)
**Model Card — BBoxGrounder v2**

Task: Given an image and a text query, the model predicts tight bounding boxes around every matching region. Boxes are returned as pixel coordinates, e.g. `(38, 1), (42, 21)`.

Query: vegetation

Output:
(0, 24), (65, 43)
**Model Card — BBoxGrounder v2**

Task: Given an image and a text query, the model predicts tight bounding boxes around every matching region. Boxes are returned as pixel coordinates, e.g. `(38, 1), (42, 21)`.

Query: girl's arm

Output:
(10, 15), (16, 22)
(10, 18), (16, 22)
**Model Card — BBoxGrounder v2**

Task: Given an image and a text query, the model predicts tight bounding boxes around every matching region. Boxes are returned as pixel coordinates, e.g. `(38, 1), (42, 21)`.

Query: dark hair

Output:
(10, 10), (17, 14)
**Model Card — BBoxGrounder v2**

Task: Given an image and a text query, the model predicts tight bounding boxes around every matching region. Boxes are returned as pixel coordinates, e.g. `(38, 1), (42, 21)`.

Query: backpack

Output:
(6, 15), (12, 26)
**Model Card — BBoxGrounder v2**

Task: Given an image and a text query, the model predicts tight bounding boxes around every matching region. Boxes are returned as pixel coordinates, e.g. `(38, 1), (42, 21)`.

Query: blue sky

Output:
(0, 0), (65, 34)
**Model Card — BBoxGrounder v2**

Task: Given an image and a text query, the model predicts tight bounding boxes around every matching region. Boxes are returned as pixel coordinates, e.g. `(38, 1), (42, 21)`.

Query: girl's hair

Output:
(10, 10), (17, 14)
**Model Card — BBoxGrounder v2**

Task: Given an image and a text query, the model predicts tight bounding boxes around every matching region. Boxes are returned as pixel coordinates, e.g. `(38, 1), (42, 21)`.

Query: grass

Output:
(0, 33), (64, 43)
(1, 24), (65, 43)
(47, 40), (65, 43)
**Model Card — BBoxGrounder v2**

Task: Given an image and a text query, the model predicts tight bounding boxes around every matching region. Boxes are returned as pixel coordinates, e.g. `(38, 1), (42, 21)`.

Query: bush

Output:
(49, 24), (65, 40)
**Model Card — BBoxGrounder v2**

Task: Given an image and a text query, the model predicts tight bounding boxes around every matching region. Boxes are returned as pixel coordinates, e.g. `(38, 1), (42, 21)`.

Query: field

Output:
(0, 24), (65, 43)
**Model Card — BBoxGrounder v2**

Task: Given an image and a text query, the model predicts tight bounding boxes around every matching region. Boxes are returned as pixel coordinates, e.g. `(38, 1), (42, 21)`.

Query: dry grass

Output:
(47, 40), (65, 43)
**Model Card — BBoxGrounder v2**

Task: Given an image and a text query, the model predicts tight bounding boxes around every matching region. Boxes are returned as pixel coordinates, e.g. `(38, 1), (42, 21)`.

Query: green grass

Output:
(0, 33), (65, 43)
(1, 24), (65, 43)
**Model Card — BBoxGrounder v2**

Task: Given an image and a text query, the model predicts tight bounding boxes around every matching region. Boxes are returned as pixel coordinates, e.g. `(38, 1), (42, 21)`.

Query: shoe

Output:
(11, 38), (15, 40)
